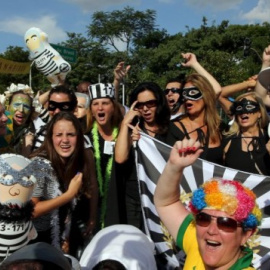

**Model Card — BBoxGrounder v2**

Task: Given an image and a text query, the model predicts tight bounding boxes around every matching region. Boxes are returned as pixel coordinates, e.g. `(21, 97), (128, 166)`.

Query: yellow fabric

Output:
(0, 111), (14, 153)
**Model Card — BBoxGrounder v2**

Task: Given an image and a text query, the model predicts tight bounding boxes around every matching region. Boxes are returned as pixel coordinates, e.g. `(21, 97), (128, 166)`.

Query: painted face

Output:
(91, 98), (114, 127)
(183, 82), (205, 116)
(0, 104), (8, 136)
(48, 93), (71, 118)
(136, 90), (157, 125)
(196, 209), (252, 269)
(74, 96), (88, 119)
(25, 33), (41, 52)
(9, 93), (32, 126)
(0, 183), (34, 205)
(52, 119), (77, 162)
(235, 97), (262, 128)
(164, 82), (182, 111)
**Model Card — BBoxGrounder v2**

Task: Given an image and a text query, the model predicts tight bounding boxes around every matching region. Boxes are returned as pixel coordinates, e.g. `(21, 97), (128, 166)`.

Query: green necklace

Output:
(91, 121), (118, 228)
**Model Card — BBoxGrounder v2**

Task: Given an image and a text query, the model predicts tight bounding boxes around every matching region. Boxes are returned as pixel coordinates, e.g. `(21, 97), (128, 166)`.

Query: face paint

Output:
(230, 98), (260, 115)
(9, 94), (31, 117)
(182, 86), (203, 101)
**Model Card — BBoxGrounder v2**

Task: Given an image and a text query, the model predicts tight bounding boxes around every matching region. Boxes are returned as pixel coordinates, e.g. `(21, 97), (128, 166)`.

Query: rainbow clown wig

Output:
(189, 179), (262, 230)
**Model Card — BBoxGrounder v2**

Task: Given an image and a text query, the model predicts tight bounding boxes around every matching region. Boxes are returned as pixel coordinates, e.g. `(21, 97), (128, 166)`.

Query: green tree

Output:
(0, 46), (31, 93)
(88, 6), (157, 55)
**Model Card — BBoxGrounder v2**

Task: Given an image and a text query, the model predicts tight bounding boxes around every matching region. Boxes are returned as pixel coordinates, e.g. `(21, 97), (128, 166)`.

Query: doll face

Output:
(9, 93), (32, 126)
(0, 183), (35, 206)
(25, 30), (42, 52)
(74, 96), (88, 119)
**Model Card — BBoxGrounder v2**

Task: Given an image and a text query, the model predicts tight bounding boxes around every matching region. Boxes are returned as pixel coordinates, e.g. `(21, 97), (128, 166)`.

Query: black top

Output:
(223, 129), (270, 175)
(175, 121), (223, 165)
(105, 121), (184, 228)
(142, 122), (184, 147)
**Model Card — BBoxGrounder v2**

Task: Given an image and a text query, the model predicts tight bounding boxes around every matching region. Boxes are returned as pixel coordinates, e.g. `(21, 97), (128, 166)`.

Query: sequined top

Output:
(31, 156), (62, 233)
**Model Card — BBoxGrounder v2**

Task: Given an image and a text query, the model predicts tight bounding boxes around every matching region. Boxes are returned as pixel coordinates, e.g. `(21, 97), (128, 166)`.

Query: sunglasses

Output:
(164, 88), (181, 95)
(135, 99), (158, 110)
(195, 212), (242, 232)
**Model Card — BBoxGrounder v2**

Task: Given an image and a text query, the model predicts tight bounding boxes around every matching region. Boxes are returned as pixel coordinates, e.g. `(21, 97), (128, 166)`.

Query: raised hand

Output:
(169, 139), (203, 172)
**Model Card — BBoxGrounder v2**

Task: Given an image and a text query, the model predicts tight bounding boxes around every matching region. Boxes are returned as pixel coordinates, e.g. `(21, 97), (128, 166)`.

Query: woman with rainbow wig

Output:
(154, 138), (262, 270)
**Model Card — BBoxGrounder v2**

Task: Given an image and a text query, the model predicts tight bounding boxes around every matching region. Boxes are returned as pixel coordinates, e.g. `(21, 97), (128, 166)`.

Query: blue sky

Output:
(0, 0), (269, 53)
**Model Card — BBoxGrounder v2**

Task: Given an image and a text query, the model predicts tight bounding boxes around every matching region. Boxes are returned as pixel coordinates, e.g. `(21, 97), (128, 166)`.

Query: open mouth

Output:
(142, 113), (152, 121)
(60, 145), (71, 151)
(168, 99), (175, 105)
(97, 112), (105, 120)
(185, 102), (193, 109)
(206, 239), (221, 247)
(14, 113), (25, 119)
(14, 114), (25, 124)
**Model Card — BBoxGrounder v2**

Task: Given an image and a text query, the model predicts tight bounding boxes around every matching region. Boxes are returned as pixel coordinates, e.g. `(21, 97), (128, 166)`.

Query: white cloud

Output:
(0, 15), (67, 43)
(186, 0), (243, 11)
(240, 0), (270, 22)
(63, 0), (138, 13)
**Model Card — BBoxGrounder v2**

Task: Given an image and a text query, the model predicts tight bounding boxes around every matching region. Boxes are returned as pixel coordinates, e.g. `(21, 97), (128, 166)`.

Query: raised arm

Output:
(219, 75), (257, 117)
(154, 139), (202, 240)
(255, 45), (270, 107)
(181, 52), (221, 97)
(113, 61), (131, 101)
(114, 101), (141, 163)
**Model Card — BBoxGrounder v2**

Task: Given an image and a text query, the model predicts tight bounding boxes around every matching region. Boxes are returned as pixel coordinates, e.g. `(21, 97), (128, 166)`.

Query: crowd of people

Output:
(0, 45), (269, 269)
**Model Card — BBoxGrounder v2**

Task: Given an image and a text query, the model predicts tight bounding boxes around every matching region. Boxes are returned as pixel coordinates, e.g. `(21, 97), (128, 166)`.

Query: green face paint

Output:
(9, 94), (32, 125)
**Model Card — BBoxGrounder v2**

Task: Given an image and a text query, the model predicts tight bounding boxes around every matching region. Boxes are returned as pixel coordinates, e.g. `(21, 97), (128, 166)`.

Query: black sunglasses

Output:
(195, 212), (242, 233)
(135, 99), (158, 110)
(164, 88), (181, 95)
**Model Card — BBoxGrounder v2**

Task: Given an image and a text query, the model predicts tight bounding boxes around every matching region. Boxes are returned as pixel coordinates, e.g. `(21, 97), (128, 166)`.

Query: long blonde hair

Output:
(223, 92), (269, 137)
(182, 73), (221, 143)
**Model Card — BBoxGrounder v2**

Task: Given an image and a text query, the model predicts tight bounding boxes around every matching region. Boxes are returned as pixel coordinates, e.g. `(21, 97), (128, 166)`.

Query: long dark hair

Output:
(129, 82), (170, 134)
(31, 112), (90, 195)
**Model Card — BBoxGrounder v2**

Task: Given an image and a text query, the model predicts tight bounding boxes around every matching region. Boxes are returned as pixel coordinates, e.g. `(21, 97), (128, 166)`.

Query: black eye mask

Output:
(48, 101), (73, 111)
(230, 98), (260, 115)
(182, 87), (203, 101)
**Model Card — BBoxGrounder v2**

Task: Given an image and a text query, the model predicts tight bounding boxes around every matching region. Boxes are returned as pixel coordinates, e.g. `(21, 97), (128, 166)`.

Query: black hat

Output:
(2, 242), (72, 270)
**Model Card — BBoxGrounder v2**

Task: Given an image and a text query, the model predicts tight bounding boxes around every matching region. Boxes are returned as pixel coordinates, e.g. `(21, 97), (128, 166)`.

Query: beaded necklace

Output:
(91, 121), (118, 228)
